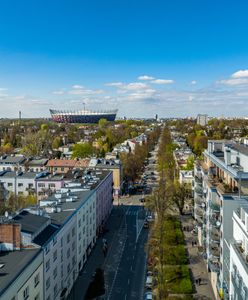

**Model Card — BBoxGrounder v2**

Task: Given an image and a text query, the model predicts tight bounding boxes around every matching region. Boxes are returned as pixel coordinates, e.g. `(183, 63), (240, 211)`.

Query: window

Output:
(46, 295), (51, 300)
(67, 263), (71, 274)
(54, 283), (58, 297)
(45, 259), (50, 272)
(72, 255), (76, 265)
(78, 219), (81, 227)
(53, 250), (57, 262)
(18, 191), (24, 195)
(61, 265), (64, 278)
(7, 182), (13, 187)
(61, 249), (63, 262)
(45, 245), (50, 254)
(28, 183), (33, 188)
(67, 248), (70, 259)
(83, 227), (85, 234)
(72, 227), (75, 237)
(18, 183), (23, 187)
(79, 232), (81, 240)
(72, 241), (75, 251)
(48, 183), (55, 188)
(34, 273), (40, 287)
(61, 237), (63, 247)
(53, 236), (57, 245)
(53, 267), (57, 279)
(38, 183), (45, 187)
(67, 233), (70, 243)
(23, 286), (29, 300)
(34, 294), (40, 300)
(46, 277), (50, 290)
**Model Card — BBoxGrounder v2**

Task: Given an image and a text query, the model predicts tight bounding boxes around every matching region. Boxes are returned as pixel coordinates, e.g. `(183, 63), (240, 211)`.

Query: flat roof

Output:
(49, 190), (93, 225)
(33, 224), (59, 246)
(0, 248), (41, 296)
(13, 211), (50, 234)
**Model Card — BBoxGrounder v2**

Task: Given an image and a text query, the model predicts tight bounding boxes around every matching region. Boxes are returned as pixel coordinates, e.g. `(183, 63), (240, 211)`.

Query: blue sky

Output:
(1, 0), (248, 118)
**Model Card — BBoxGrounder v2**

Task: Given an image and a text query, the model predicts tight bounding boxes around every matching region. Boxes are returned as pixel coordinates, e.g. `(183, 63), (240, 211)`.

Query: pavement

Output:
(67, 202), (148, 300)
(180, 214), (216, 300)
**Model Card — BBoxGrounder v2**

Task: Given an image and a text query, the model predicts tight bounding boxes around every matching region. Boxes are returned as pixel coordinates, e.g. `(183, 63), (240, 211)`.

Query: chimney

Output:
(0, 223), (21, 251)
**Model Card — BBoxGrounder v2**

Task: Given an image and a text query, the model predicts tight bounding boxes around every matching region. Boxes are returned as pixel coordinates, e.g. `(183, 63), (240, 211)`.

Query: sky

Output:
(1, 1), (248, 118)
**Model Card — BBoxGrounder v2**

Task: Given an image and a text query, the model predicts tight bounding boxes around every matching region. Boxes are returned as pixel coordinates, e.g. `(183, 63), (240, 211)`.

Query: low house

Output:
(46, 159), (77, 174)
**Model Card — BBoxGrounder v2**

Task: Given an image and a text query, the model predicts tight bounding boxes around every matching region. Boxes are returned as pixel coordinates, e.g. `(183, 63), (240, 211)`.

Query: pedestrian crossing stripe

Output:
(125, 211), (138, 216)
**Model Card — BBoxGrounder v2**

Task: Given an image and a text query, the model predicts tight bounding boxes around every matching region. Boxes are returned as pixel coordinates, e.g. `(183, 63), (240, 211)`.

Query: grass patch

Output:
(164, 265), (193, 294)
(163, 245), (188, 265)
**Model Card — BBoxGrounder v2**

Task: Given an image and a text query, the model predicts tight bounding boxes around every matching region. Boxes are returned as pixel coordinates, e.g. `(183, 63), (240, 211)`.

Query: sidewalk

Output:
(180, 215), (216, 300)
(67, 205), (126, 300)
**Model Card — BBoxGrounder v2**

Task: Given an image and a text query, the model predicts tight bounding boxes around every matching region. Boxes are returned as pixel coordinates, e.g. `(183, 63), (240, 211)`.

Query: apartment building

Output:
(0, 171), (37, 196)
(230, 205), (248, 300)
(0, 222), (43, 300)
(0, 155), (26, 172)
(194, 140), (248, 299)
(0, 169), (113, 300)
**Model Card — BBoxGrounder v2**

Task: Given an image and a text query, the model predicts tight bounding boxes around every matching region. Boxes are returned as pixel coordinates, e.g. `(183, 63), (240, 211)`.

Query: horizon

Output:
(1, 1), (248, 118)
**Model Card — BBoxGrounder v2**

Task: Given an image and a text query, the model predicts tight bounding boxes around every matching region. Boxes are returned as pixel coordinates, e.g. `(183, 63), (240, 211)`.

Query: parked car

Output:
(144, 292), (153, 300)
(144, 221), (149, 229)
(145, 275), (153, 289)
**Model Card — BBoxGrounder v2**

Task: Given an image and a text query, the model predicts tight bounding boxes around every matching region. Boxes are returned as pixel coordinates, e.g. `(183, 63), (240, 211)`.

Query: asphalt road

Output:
(106, 205), (148, 300)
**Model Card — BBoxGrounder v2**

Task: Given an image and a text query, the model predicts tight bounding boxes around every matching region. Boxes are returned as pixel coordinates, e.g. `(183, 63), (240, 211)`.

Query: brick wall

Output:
(0, 223), (21, 250)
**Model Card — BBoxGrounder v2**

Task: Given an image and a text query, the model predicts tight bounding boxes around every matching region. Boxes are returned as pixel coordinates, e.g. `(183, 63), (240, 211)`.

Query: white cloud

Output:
(219, 78), (248, 86)
(151, 79), (174, 84)
(72, 85), (84, 89)
(69, 88), (104, 95)
(53, 90), (65, 95)
(231, 70), (248, 78)
(105, 82), (123, 87)
(191, 80), (197, 85)
(123, 82), (148, 90)
(138, 75), (155, 81)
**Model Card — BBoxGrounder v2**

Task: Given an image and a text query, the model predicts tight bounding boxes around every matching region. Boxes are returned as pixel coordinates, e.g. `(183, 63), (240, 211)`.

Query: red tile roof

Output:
(46, 159), (77, 167)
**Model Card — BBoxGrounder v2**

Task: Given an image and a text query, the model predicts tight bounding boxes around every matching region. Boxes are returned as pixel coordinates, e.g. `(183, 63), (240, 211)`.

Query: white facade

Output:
(179, 170), (193, 185)
(0, 250), (43, 300)
(230, 206), (248, 300)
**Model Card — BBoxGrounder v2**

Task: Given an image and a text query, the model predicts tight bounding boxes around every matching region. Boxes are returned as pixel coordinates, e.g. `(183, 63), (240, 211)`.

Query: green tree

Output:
(72, 143), (94, 158)
(98, 118), (109, 129)
(52, 136), (63, 149)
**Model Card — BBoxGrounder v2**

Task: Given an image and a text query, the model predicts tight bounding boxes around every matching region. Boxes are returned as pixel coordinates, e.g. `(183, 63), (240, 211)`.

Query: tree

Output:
(40, 123), (49, 131)
(52, 136), (63, 149)
(72, 143), (94, 158)
(98, 118), (109, 129)
(171, 182), (191, 215)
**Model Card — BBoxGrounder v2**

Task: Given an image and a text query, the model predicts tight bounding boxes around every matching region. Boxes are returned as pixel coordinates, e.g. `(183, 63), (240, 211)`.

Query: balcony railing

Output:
(210, 218), (221, 228)
(209, 200), (220, 212)
(209, 260), (220, 273)
(195, 186), (203, 195)
(195, 208), (204, 217)
(233, 242), (248, 272)
(209, 246), (220, 258)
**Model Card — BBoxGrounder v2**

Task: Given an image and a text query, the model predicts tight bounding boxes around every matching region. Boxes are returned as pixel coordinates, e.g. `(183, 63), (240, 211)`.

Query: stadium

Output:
(49, 108), (118, 123)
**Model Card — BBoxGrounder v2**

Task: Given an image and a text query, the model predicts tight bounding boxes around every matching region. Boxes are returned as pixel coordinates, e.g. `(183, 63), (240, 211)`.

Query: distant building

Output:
(197, 114), (208, 126)
(0, 155), (26, 172)
(179, 170), (194, 185)
(46, 159), (77, 174)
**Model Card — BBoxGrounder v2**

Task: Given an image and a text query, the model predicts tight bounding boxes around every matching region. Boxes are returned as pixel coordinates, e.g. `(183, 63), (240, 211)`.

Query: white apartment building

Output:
(0, 171), (36, 196)
(230, 205), (248, 300)
(194, 140), (248, 299)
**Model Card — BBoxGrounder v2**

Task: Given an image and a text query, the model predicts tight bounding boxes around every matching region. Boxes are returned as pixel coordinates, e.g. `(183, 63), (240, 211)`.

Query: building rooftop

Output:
(0, 155), (26, 165)
(0, 248), (41, 297)
(13, 210), (50, 234)
(26, 158), (48, 166)
(33, 224), (59, 246)
(46, 159), (77, 167)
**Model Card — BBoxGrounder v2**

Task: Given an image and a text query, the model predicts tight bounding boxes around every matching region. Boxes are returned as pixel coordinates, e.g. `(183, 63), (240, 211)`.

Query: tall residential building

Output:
(194, 140), (248, 299)
(230, 205), (248, 300)
(196, 114), (208, 126)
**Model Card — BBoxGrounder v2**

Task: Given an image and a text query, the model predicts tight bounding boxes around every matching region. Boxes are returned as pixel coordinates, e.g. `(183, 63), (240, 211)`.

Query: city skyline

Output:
(1, 1), (248, 118)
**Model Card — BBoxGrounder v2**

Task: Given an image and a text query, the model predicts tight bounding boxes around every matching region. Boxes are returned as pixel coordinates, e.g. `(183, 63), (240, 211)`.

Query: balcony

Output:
(210, 217), (221, 228)
(209, 200), (220, 212)
(209, 246), (220, 258)
(209, 260), (220, 273)
(210, 231), (220, 243)
(194, 196), (204, 206)
(233, 242), (248, 272)
(195, 207), (204, 218)
(195, 186), (203, 195)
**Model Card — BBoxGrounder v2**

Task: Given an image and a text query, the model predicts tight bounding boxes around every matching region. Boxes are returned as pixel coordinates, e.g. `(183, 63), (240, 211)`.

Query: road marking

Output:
(128, 278), (130, 285)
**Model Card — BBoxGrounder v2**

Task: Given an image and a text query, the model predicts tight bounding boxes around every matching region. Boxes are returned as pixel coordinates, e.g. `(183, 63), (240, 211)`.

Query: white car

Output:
(145, 275), (153, 288)
(144, 291), (153, 300)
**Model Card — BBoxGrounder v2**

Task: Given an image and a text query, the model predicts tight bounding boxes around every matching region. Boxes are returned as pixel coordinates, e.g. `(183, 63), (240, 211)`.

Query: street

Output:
(67, 201), (148, 300)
